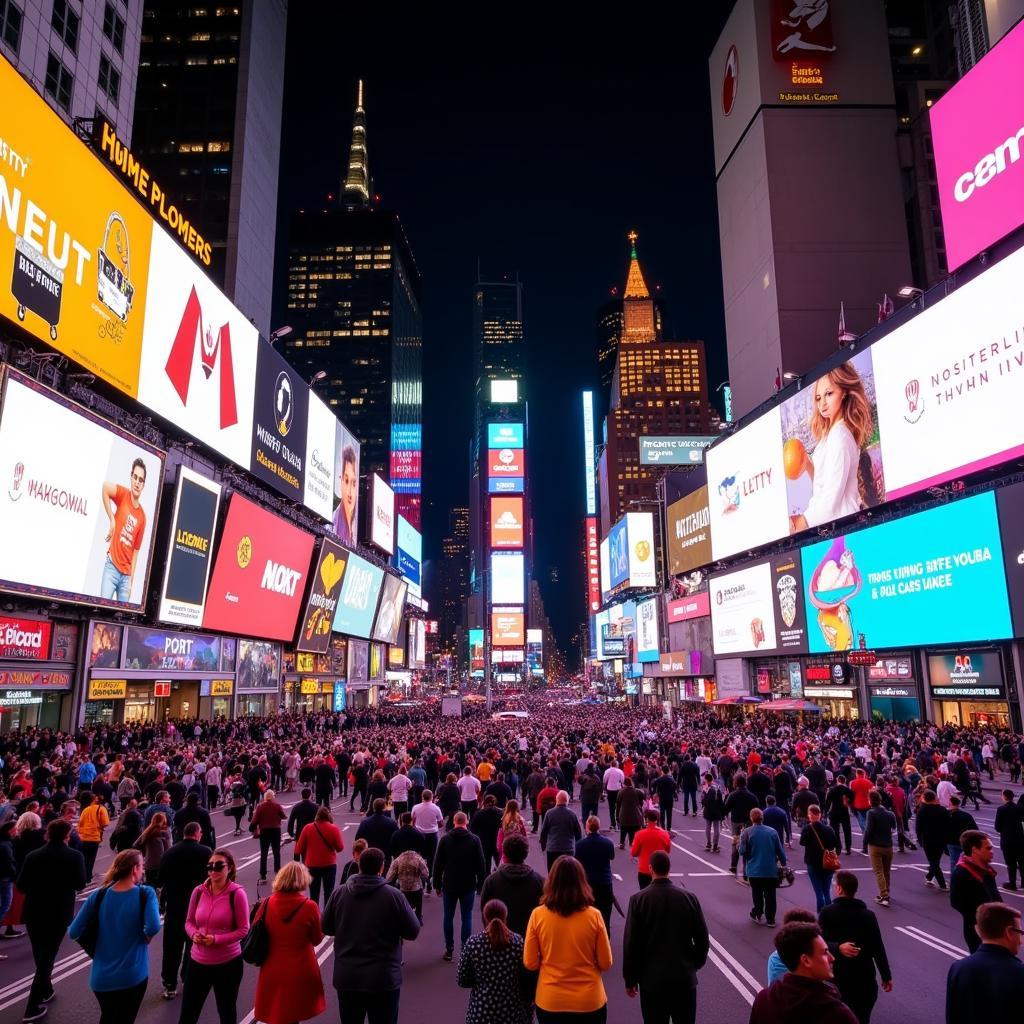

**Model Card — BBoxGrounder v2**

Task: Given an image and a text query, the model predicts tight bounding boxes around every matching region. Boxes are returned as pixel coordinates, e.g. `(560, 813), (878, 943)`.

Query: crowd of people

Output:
(1, 701), (1023, 1023)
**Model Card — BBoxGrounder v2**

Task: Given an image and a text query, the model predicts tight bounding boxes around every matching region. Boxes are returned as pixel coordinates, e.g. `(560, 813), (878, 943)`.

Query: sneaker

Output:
(1005, 883), (1019, 891)
(22, 1009), (47, 1023)
(878, 898), (890, 907)
(712, 846), (720, 852)
(162, 988), (177, 1000)
(749, 908), (762, 922)
(925, 879), (935, 888)
(2, 929), (25, 938)
(704, 845), (712, 852)
(765, 919), (776, 927)
(40, 993), (55, 1005)
(443, 950), (453, 962)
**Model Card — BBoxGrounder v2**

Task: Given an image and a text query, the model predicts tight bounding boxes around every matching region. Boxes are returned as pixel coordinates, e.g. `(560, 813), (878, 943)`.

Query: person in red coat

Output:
(631, 810), (672, 888)
(254, 862), (325, 1024)
(295, 807), (345, 907)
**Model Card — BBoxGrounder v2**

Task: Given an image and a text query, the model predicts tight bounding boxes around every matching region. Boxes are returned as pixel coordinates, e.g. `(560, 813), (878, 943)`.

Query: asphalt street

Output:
(1, 779), (1020, 1024)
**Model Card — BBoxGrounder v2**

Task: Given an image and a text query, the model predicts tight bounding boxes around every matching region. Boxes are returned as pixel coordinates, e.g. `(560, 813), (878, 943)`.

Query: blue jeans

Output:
(947, 843), (962, 867)
(854, 808), (868, 831)
(101, 554), (130, 602)
(807, 865), (833, 912)
(0, 880), (12, 922)
(442, 889), (475, 953)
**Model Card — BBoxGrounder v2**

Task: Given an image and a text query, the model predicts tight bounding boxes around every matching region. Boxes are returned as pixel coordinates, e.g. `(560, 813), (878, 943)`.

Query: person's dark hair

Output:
(1004, 789), (1015, 800)
(949, 795), (962, 808)
(483, 898), (511, 949)
(301, 788), (312, 799)
(183, 822), (202, 839)
(483, 794), (496, 808)
(922, 790), (937, 803)
(775, 922), (823, 971)
(649, 850), (670, 876)
(977, 902), (1020, 940)
(79, 792), (94, 806)
(868, 790), (881, 807)
(540, 856), (593, 917)
(211, 848), (237, 882)
(315, 807), (333, 823)
(502, 834), (529, 865)
(834, 870), (858, 896)
(131, 457), (147, 482)
(372, 798), (386, 814)
(400, 812), (412, 826)
(766, 795), (776, 806)
(961, 829), (987, 854)
(782, 907), (817, 925)
(734, 774), (747, 789)
(644, 809), (659, 823)
(342, 445), (356, 474)
(359, 847), (385, 875)
(45, 818), (71, 843)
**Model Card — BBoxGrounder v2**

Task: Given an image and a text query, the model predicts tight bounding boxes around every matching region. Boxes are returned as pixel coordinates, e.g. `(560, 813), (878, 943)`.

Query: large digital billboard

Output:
(489, 477), (524, 494)
(996, 482), (1024, 636)
(202, 494), (315, 641)
(608, 518), (629, 589)
(469, 628), (485, 676)
(0, 371), (164, 611)
(586, 517), (601, 613)
(667, 487), (712, 575)
(583, 391), (597, 516)
(249, 343), (309, 503)
(303, 393), (336, 521)
(332, 419), (361, 545)
(490, 496), (525, 549)
(800, 492), (1012, 653)
(706, 407), (789, 560)
(638, 436), (716, 466)
(158, 466), (222, 626)
(395, 515), (422, 596)
(488, 422), (524, 449)
(492, 610), (525, 646)
(371, 575), (408, 646)
(625, 512), (657, 588)
(600, 537), (611, 601)
(332, 551), (385, 639)
(636, 597), (660, 662)
(369, 474), (395, 555)
(490, 551), (525, 605)
(295, 540), (348, 654)
(488, 448), (525, 478)
(527, 627), (544, 676)
(930, 18), (1024, 270)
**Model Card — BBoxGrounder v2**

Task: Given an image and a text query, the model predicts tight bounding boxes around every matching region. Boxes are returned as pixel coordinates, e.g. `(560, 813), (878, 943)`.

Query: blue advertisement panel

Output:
(800, 492), (1011, 653)
(332, 552), (385, 639)
(333, 681), (347, 712)
(395, 515), (421, 589)
(608, 518), (629, 589)
(488, 477), (524, 494)
(488, 422), (524, 449)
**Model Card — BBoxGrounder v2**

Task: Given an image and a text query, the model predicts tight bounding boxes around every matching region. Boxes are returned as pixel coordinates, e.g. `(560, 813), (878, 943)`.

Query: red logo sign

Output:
(154, 681), (171, 697)
(0, 616), (51, 659)
(165, 286), (239, 429)
(586, 517), (601, 613)
(202, 494), (315, 641)
(667, 592), (711, 622)
(722, 45), (738, 115)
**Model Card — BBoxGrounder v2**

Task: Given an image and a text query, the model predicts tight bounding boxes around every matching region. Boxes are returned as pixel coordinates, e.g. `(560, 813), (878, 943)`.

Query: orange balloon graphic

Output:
(783, 438), (806, 480)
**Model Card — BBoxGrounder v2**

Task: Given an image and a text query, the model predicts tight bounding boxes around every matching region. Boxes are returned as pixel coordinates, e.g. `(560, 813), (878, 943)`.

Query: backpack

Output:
(76, 885), (148, 958)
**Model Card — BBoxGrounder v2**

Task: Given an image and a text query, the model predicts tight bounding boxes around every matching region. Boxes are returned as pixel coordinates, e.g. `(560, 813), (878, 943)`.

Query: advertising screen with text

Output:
(490, 496), (525, 549)
(488, 448), (525, 478)
(369, 474), (395, 554)
(371, 575), (408, 646)
(295, 540), (348, 653)
(202, 494), (315, 641)
(332, 551), (385, 639)
(492, 611), (525, 646)
(667, 487), (712, 575)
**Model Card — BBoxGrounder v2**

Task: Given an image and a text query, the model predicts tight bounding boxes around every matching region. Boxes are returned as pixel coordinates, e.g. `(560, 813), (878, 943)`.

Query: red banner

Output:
(586, 517), (601, 613)
(0, 616), (51, 659)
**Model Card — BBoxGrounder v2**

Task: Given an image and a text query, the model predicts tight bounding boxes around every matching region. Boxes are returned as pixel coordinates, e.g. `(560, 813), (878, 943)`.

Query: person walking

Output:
(740, 807), (787, 927)
(579, 767), (603, 825)
(457, 898), (532, 1024)
(253, 861), (325, 1024)
(178, 848), (249, 1024)
(750, 922), (858, 1024)
(497, 800), (529, 864)
(68, 849), (161, 1024)
(295, 806), (345, 907)
(575, 815), (616, 933)
(950, 830), (1001, 953)
(250, 789), (286, 882)
(387, 846), (429, 923)
(388, 766), (413, 819)
(0, 820), (14, 961)
(469, 795), (503, 873)
(916, 790), (951, 891)
(995, 789), (1024, 890)
(701, 774), (725, 853)
(479, 835), (544, 938)
(616, 777), (645, 851)
(863, 790), (896, 908)
(818, 870), (893, 1024)
(603, 760), (625, 832)
(433, 811), (486, 961)
(724, 776), (758, 875)
(157, 822), (212, 1000)
(412, 789), (444, 889)
(458, 766), (482, 818)
(173, 792), (216, 849)
(541, 791), (583, 872)
(76, 792), (110, 882)
(825, 776), (854, 855)
(653, 767), (678, 835)
(631, 809), (671, 889)
(945, 902), (1024, 1024)
(224, 776), (247, 836)
(15, 819), (87, 1023)
(947, 796), (978, 868)
(800, 805), (841, 913)
(321, 846), (421, 1024)
(134, 811), (172, 887)
(287, 788), (319, 843)
(623, 850), (710, 1024)
(524, 856), (614, 1024)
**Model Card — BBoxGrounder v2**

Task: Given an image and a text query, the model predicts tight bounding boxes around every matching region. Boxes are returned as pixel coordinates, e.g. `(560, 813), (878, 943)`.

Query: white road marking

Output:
(671, 841), (729, 875)
(709, 934), (764, 995)
(895, 925), (966, 959)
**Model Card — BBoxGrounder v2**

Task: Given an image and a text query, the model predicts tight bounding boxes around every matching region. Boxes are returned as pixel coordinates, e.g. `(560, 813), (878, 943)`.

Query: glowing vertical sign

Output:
(583, 391), (597, 516)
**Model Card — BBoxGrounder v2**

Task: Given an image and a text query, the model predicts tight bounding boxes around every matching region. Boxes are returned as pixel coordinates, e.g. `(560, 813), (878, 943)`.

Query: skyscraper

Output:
(131, 0), (287, 336)
(284, 82), (424, 526)
(474, 274), (524, 421)
(595, 290), (664, 416)
(439, 506), (470, 655)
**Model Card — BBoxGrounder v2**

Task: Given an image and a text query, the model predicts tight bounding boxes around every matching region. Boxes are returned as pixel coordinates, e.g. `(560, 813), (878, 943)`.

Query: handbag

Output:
(811, 823), (841, 872)
(241, 895), (310, 966)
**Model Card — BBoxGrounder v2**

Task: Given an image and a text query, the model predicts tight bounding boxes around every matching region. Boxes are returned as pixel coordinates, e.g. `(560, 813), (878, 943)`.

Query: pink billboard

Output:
(930, 18), (1024, 271)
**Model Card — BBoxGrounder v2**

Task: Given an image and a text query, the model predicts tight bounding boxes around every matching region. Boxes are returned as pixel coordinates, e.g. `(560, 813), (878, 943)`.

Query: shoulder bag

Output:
(241, 894), (310, 965)
(812, 823), (841, 871)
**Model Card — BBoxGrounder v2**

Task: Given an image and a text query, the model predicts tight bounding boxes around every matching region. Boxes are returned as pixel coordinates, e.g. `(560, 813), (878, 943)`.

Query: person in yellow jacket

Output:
(77, 792), (110, 881)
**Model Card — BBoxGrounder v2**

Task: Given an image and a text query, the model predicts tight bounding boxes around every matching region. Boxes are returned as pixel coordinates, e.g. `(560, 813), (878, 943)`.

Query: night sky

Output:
(273, 7), (735, 655)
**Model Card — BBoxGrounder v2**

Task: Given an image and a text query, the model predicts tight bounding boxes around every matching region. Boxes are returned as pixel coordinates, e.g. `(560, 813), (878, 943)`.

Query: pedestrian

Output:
(915, 789), (950, 891)
(295, 805), (345, 907)
(825, 776), (854, 855)
(386, 846), (429, 923)
(863, 790), (896, 908)
(458, 765), (482, 817)
(950, 830), (1001, 953)
(800, 805), (840, 912)
(818, 871), (893, 1024)
(575, 815), (616, 932)
(603, 759), (625, 831)
(524, 855), (613, 1023)
(945, 902), (1024, 1024)
(287, 787), (318, 842)
(994, 789), (1024, 890)
(850, 768), (873, 836)
(249, 788), (286, 882)
(321, 846), (421, 1024)
(7, 812), (44, 937)
(110, 798), (144, 852)
(412, 789), (443, 888)
(616, 777), (645, 851)
(388, 765), (412, 819)
(750, 922), (858, 1024)
(178, 848), (249, 1024)
(479, 835), (544, 938)
(15, 818), (87, 1022)
(497, 799), (528, 864)
(68, 849), (161, 1024)
(433, 811), (486, 961)
(631, 808), (671, 890)
(724, 775), (758, 875)
(469, 794), (503, 873)
(578, 767), (603, 824)
(0, 820), (14, 960)
(253, 861), (326, 1024)
(653, 766), (678, 834)
(224, 776), (247, 836)
(354, 798), (399, 868)
(740, 807), (787, 927)
(390, 811), (425, 860)
(457, 898), (532, 1024)
(540, 791), (583, 872)
(157, 822), (212, 1000)
(622, 849), (709, 1024)
(134, 810), (172, 887)
(340, 838), (368, 885)
(701, 774), (725, 852)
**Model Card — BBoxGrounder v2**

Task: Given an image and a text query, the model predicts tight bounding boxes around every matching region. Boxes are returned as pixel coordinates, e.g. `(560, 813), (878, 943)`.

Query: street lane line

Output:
(904, 925), (966, 955)
(894, 926), (964, 958)
(708, 950), (756, 1006)
(0, 955), (92, 1012)
(671, 841), (729, 875)
(709, 934), (764, 995)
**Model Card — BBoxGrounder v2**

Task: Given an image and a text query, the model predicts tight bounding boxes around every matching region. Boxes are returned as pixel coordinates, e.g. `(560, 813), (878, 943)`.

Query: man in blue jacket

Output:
(575, 814), (616, 931)
(946, 902), (1024, 1024)
(740, 807), (787, 927)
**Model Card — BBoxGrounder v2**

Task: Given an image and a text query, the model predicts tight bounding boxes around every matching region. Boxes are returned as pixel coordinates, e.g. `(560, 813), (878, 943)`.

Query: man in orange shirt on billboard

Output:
(631, 809), (671, 889)
(100, 458), (148, 603)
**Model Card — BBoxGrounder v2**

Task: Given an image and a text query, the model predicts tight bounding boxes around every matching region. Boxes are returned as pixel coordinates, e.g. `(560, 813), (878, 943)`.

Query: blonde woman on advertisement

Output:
(788, 362), (874, 532)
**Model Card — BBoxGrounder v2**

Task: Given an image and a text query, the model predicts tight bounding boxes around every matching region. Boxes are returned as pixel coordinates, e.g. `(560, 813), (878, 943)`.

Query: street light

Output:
(897, 285), (923, 299)
(309, 370), (327, 386)
(782, 371), (800, 382)
(269, 325), (293, 345)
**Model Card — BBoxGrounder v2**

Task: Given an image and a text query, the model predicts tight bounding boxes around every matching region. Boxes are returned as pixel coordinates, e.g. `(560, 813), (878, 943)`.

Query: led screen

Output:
(372, 575), (408, 646)
(636, 597), (660, 662)
(625, 512), (657, 588)
(332, 551), (385, 639)
(369, 474), (395, 554)
(490, 551), (525, 605)
(490, 496), (525, 549)
(488, 422), (524, 449)
(492, 610), (525, 646)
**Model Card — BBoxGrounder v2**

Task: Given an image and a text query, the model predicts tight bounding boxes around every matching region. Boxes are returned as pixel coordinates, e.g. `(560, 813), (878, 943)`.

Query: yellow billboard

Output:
(87, 678), (127, 700)
(0, 56), (153, 396)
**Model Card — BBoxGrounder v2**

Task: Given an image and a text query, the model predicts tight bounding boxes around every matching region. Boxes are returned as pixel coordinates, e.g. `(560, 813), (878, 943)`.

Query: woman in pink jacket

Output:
(179, 848), (250, 1024)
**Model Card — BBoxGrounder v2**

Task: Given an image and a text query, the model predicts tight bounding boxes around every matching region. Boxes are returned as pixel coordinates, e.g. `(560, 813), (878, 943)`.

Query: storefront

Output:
(867, 655), (921, 721)
(234, 639), (283, 717)
(83, 622), (240, 725)
(0, 615), (78, 731)
(802, 663), (861, 719)
(645, 651), (715, 707)
(927, 647), (1015, 728)
(282, 641), (346, 712)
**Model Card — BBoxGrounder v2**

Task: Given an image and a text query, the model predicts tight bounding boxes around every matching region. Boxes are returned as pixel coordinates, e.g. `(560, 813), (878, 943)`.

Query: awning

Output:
(762, 698), (824, 712)
(710, 695), (763, 705)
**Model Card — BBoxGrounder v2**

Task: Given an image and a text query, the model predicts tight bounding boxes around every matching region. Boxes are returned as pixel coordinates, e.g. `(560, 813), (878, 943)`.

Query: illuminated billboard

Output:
(395, 515), (422, 596)
(608, 518), (629, 589)
(600, 537), (611, 601)
(625, 512), (657, 588)
(586, 517), (601, 613)
(490, 379), (519, 403)
(488, 447), (524, 478)
(492, 611), (525, 646)
(488, 477), (524, 494)
(490, 551), (525, 605)
(469, 628), (485, 675)
(371, 575), (408, 646)
(583, 391), (597, 516)
(636, 597), (660, 662)
(295, 540), (348, 653)
(527, 627), (544, 676)
(332, 551), (385, 639)
(369, 474), (395, 555)
(667, 487), (712, 575)
(490, 496), (525, 549)
(488, 422), (524, 449)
